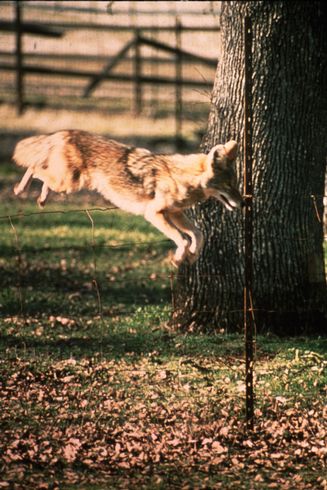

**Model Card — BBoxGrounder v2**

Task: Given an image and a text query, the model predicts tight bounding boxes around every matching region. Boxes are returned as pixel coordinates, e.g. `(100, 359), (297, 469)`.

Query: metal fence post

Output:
(244, 16), (255, 432)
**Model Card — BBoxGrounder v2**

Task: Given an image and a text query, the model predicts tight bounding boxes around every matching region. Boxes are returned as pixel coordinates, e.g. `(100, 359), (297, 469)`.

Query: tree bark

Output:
(173, 1), (327, 335)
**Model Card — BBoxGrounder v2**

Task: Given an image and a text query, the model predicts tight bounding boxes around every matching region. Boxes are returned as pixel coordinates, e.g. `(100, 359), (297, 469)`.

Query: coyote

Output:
(13, 130), (243, 266)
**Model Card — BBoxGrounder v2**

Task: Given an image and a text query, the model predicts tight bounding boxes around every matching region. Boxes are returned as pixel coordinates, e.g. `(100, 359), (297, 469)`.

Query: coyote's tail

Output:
(13, 134), (50, 169)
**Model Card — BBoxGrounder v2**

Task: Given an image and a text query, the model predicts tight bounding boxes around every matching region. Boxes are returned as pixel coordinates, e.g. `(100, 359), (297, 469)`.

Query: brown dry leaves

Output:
(0, 356), (326, 489)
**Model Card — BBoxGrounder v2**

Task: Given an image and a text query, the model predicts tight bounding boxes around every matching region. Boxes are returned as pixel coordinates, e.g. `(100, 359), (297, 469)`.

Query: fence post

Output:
(175, 18), (183, 148)
(134, 28), (142, 115)
(15, 0), (24, 115)
(243, 16), (255, 432)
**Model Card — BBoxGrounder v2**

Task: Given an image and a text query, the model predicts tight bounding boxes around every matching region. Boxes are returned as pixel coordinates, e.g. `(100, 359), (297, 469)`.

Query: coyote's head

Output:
(204, 140), (244, 211)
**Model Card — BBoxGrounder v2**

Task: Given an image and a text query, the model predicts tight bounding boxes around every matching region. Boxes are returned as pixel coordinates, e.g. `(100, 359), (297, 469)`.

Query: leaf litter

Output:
(0, 346), (326, 489)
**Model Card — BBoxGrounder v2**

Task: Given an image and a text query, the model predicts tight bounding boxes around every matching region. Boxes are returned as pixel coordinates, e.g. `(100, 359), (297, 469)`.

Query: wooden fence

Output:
(0, 2), (219, 143)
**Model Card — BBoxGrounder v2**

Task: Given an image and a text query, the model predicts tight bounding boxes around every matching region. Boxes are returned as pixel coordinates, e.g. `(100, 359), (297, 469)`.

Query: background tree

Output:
(173, 1), (327, 335)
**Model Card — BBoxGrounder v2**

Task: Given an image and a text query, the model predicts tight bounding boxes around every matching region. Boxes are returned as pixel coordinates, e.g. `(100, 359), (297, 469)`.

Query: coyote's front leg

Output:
(144, 205), (189, 267)
(167, 211), (204, 264)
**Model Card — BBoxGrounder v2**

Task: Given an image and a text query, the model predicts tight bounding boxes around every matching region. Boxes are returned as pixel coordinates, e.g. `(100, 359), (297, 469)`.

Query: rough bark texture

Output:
(173, 1), (327, 335)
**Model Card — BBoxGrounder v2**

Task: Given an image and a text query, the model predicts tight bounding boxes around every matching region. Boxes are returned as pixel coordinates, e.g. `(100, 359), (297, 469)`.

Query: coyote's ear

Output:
(224, 140), (238, 160)
(206, 145), (219, 164)
(202, 145), (220, 184)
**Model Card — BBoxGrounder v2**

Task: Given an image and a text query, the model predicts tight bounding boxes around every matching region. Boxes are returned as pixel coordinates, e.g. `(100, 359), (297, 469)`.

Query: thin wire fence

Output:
(3, 194), (326, 306)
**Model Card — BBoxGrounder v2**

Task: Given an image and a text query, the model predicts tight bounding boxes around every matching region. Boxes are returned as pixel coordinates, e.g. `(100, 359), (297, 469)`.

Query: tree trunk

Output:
(173, 1), (327, 335)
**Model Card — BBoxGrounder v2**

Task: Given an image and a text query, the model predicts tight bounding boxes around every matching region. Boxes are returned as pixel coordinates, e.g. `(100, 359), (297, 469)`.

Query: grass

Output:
(0, 178), (326, 489)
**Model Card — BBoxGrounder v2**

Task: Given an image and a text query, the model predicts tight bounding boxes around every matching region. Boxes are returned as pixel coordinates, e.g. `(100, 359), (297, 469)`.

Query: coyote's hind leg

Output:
(144, 205), (189, 267)
(14, 167), (34, 196)
(37, 182), (50, 208)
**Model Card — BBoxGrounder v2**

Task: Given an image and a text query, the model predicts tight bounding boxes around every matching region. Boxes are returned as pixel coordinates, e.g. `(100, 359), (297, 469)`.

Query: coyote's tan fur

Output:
(13, 130), (243, 266)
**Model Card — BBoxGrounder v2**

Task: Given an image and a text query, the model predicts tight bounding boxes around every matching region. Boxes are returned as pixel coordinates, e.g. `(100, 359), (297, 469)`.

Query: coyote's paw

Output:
(171, 240), (189, 268)
(37, 196), (46, 208)
(14, 183), (22, 196)
(187, 232), (203, 264)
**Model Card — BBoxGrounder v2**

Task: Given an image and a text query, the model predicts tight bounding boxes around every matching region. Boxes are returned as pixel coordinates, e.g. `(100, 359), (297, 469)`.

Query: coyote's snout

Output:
(13, 130), (243, 266)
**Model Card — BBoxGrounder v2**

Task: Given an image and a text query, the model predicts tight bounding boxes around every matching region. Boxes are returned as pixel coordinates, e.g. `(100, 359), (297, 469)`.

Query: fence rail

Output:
(0, 20), (220, 33)
(1, 1), (221, 17)
(0, 62), (214, 88)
